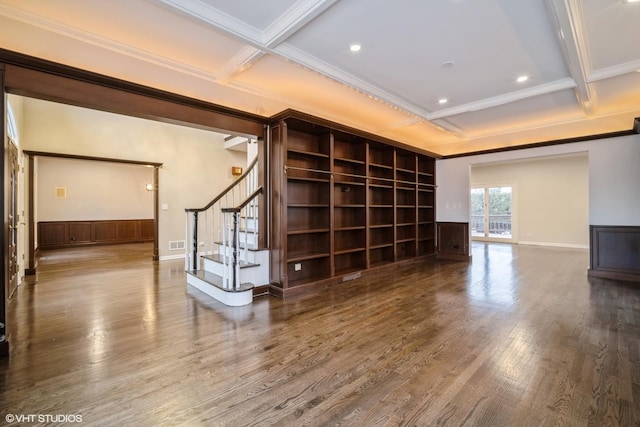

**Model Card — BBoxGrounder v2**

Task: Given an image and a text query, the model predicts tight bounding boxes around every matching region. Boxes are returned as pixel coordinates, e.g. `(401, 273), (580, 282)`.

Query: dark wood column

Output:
(1, 62), (9, 357)
(153, 166), (160, 261)
(26, 155), (36, 275)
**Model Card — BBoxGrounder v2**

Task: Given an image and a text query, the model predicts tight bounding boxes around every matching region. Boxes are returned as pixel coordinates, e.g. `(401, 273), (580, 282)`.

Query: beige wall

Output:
(36, 157), (154, 221)
(437, 133), (640, 254)
(471, 154), (589, 248)
(20, 97), (248, 259)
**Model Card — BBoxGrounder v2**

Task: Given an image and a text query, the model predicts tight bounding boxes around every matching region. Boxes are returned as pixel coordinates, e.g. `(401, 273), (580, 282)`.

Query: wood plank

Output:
(2, 242), (639, 425)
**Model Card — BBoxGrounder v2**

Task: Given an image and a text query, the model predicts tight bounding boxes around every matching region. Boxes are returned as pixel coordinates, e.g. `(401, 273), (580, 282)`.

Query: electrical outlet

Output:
(294, 263), (302, 271)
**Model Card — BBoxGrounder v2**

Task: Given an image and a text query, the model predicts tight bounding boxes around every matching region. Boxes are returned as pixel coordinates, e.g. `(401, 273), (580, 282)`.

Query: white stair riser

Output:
(220, 232), (258, 245)
(187, 274), (252, 307)
(203, 257), (269, 286)
(217, 242), (259, 257)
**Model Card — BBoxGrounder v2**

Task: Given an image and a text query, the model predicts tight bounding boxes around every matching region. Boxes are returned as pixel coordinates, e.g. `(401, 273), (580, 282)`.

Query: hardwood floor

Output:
(1, 242), (638, 426)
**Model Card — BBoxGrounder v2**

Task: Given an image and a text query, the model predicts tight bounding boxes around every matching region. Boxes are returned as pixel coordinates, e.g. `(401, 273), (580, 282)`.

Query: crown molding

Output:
(427, 78), (577, 121)
(588, 59), (640, 82)
(216, 46), (265, 84)
(0, 2), (218, 83)
(274, 44), (437, 121)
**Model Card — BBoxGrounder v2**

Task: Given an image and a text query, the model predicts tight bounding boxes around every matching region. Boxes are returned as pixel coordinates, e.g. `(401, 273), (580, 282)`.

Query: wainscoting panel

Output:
(38, 219), (154, 249)
(436, 222), (470, 261)
(589, 225), (640, 283)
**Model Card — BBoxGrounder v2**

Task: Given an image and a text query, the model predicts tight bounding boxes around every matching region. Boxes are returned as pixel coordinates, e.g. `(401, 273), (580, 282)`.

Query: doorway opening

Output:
(471, 185), (516, 242)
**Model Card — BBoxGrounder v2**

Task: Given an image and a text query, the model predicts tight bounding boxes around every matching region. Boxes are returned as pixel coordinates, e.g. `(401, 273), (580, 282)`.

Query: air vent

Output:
(169, 240), (185, 251)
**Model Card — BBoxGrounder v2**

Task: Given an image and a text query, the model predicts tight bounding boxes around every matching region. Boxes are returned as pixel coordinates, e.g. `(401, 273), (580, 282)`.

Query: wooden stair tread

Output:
(187, 270), (254, 292)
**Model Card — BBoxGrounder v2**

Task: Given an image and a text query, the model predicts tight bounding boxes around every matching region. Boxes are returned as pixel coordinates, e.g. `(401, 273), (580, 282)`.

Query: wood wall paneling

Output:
(38, 219), (154, 249)
(589, 225), (640, 283)
(436, 222), (470, 261)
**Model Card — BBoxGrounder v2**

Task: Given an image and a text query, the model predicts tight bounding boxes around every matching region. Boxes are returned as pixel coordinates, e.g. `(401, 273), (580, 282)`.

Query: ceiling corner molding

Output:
(426, 78), (577, 121)
(262, 0), (340, 47)
(216, 46), (265, 84)
(0, 2), (217, 83)
(588, 59), (640, 83)
(273, 43), (449, 126)
(464, 112), (587, 141)
(157, 0), (263, 46)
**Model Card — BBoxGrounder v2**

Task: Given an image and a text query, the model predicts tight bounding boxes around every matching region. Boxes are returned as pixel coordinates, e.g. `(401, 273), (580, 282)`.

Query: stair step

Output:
(203, 254), (259, 268)
(214, 241), (261, 251)
(187, 270), (254, 293)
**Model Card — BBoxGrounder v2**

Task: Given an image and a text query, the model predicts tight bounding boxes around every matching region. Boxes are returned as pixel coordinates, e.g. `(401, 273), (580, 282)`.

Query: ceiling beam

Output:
(544, 0), (597, 115)
(426, 78), (577, 121)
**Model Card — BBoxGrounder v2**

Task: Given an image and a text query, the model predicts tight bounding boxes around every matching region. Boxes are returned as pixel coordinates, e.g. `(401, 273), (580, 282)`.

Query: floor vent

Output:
(169, 240), (185, 251)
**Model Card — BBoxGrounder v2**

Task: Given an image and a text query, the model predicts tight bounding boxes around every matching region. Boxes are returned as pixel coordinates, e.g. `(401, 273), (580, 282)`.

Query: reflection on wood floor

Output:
(1, 242), (638, 425)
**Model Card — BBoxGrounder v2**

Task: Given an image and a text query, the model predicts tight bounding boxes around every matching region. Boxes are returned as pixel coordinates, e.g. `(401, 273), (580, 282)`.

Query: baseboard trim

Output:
(518, 241), (589, 250)
(159, 254), (185, 261)
(588, 268), (640, 284)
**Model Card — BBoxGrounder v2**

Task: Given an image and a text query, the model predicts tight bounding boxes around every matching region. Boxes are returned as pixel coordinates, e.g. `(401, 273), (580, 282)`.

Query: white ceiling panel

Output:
(282, 0), (569, 108)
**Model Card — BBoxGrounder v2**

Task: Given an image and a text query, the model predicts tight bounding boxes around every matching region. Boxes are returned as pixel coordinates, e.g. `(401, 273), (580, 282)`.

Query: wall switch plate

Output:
(161, 204), (169, 210)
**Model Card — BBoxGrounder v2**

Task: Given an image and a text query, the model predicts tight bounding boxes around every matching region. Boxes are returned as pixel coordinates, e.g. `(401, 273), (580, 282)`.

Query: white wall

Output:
(471, 154), (589, 247)
(437, 134), (640, 241)
(36, 157), (154, 221)
(20, 97), (248, 259)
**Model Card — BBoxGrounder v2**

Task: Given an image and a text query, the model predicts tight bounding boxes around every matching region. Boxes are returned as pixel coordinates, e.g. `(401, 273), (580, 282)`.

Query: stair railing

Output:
(220, 187), (263, 290)
(185, 157), (259, 277)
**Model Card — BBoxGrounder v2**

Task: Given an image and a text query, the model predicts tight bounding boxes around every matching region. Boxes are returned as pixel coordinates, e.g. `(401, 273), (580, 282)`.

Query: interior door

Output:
(8, 139), (18, 298)
(471, 185), (514, 242)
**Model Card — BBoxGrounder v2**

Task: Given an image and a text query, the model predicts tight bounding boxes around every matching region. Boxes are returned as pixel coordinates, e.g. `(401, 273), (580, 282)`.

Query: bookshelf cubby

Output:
(270, 115), (436, 295)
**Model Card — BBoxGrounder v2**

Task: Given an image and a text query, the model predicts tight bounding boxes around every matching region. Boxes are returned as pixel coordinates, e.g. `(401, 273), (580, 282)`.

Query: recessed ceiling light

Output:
(623, 0), (640, 3)
(441, 61), (455, 69)
(438, 98), (448, 105)
(350, 44), (361, 52)
(516, 75), (529, 83)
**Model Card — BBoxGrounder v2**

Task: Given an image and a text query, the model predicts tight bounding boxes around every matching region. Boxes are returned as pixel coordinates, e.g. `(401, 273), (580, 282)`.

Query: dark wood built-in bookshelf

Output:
(270, 116), (436, 296)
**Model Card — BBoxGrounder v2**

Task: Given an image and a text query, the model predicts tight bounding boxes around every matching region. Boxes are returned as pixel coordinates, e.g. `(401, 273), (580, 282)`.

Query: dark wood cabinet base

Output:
(589, 225), (640, 283)
(436, 222), (470, 261)
(269, 255), (435, 299)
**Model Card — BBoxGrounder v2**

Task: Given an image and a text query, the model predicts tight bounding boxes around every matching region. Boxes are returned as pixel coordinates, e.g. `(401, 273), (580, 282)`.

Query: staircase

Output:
(185, 157), (269, 306)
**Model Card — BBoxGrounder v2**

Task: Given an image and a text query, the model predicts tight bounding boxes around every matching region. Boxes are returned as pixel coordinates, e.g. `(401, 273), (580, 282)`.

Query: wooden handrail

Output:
(185, 156), (258, 213)
(221, 187), (263, 213)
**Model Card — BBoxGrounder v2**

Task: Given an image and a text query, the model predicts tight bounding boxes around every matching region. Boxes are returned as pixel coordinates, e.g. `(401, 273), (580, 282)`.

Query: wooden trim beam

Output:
(0, 49), (264, 137)
(23, 150), (163, 167)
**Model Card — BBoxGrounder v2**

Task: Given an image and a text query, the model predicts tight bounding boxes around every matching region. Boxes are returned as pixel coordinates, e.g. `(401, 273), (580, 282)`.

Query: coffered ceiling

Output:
(0, 0), (639, 155)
